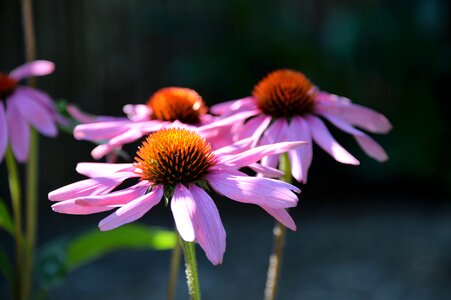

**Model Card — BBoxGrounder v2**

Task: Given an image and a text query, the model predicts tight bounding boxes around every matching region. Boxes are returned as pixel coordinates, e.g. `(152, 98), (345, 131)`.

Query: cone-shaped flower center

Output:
(0, 73), (18, 100)
(253, 69), (316, 118)
(134, 128), (216, 186)
(147, 87), (207, 124)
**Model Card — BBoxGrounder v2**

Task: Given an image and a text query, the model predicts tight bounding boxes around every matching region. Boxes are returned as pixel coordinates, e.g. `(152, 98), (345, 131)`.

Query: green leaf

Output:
(0, 248), (14, 287)
(66, 224), (176, 269)
(0, 199), (14, 235)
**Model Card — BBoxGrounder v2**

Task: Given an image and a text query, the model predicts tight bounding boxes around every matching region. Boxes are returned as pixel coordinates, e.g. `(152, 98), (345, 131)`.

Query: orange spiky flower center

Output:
(147, 87), (207, 124)
(0, 72), (18, 100)
(253, 69), (316, 118)
(134, 128), (216, 186)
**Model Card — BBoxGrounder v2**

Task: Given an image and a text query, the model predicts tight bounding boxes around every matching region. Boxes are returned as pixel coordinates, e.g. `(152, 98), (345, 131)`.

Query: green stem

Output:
(5, 148), (24, 300)
(179, 237), (201, 300)
(166, 237), (181, 300)
(264, 153), (292, 300)
(24, 129), (38, 299)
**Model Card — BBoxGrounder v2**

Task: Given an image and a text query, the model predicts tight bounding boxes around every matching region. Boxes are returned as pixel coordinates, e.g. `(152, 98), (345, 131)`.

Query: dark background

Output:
(1, 0), (450, 299)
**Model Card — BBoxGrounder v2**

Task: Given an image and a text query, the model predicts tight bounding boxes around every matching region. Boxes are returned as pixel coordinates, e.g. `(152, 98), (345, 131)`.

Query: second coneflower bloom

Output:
(212, 69), (393, 183)
(49, 128), (304, 264)
(74, 87), (253, 160)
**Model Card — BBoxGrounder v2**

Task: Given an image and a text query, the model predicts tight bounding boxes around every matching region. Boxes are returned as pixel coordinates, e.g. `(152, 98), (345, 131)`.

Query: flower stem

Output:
(5, 148), (24, 300)
(166, 235), (181, 300)
(20, 0), (38, 298)
(264, 153), (291, 300)
(179, 236), (201, 300)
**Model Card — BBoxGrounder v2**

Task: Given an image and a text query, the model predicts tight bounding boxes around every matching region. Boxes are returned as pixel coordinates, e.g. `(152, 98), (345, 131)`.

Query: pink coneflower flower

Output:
(211, 69), (393, 183)
(74, 87), (253, 160)
(49, 128), (303, 264)
(0, 60), (62, 162)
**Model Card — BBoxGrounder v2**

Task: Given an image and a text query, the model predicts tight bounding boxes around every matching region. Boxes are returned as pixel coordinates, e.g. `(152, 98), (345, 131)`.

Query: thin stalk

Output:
(179, 237), (201, 300)
(264, 153), (291, 300)
(5, 148), (24, 300)
(20, 0), (38, 298)
(166, 237), (181, 300)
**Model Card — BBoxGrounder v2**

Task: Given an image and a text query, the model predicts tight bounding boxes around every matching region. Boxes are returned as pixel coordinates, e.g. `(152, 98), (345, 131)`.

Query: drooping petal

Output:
(13, 89), (57, 137)
(75, 184), (148, 207)
(76, 162), (135, 177)
(236, 115), (271, 145)
(321, 113), (388, 162)
(189, 184), (226, 265)
(91, 129), (143, 159)
(248, 163), (285, 178)
(15, 86), (55, 111)
(287, 116), (313, 183)
(207, 172), (299, 209)
(48, 177), (126, 201)
(306, 115), (360, 165)
(99, 185), (163, 231)
(171, 184), (197, 242)
(197, 109), (260, 133)
(9, 60), (54, 80)
(0, 103), (7, 161)
(315, 93), (392, 134)
(6, 100), (30, 162)
(210, 97), (257, 115)
(261, 207), (297, 231)
(52, 199), (114, 215)
(217, 140), (306, 168)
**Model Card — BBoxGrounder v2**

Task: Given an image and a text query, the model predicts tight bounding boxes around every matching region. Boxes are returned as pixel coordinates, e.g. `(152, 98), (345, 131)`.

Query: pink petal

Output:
(261, 207), (297, 231)
(259, 119), (289, 169)
(248, 163), (284, 178)
(9, 60), (54, 80)
(123, 104), (151, 121)
(197, 109), (260, 133)
(189, 184), (226, 265)
(306, 115), (360, 165)
(316, 93), (392, 134)
(217, 140), (306, 168)
(99, 185), (163, 231)
(12, 90), (57, 137)
(75, 184), (148, 207)
(236, 115), (271, 144)
(52, 199), (114, 215)
(171, 184), (197, 242)
(67, 104), (97, 123)
(6, 100), (29, 162)
(15, 87), (55, 112)
(322, 113), (388, 162)
(48, 177), (126, 201)
(287, 117), (313, 183)
(74, 121), (131, 140)
(76, 162), (135, 177)
(210, 97), (257, 115)
(0, 103), (7, 161)
(207, 172), (299, 209)
(91, 129), (143, 159)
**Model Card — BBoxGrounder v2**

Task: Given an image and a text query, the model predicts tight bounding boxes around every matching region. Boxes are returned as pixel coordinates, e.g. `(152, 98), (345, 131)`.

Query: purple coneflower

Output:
(0, 60), (62, 162)
(212, 69), (392, 183)
(74, 87), (253, 160)
(48, 128), (303, 265)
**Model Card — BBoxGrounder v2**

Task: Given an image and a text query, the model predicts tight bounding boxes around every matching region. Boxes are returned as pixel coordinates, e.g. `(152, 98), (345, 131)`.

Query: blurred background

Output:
(1, 0), (450, 299)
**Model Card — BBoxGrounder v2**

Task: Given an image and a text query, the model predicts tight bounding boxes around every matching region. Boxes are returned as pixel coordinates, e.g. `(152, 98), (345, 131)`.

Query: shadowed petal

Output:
(13, 89), (57, 137)
(6, 100), (29, 162)
(236, 115), (271, 145)
(207, 172), (299, 209)
(171, 184), (197, 242)
(0, 103), (7, 161)
(99, 185), (163, 231)
(322, 113), (388, 162)
(52, 199), (114, 215)
(259, 119), (289, 169)
(189, 184), (226, 265)
(306, 115), (360, 165)
(9, 60), (54, 80)
(288, 116), (312, 183)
